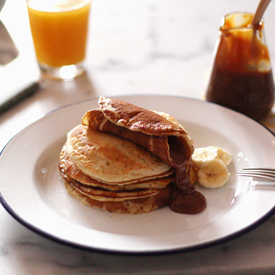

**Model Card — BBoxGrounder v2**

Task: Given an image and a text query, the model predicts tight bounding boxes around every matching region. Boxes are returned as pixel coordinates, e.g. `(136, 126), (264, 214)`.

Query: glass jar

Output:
(205, 12), (275, 120)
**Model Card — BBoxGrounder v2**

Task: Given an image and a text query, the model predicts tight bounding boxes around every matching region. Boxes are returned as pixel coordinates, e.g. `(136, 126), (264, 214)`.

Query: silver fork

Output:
(237, 168), (275, 185)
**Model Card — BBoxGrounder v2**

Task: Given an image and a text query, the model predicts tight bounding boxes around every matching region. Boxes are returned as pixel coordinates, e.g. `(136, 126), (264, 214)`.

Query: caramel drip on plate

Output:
(168, 136), (206, 214)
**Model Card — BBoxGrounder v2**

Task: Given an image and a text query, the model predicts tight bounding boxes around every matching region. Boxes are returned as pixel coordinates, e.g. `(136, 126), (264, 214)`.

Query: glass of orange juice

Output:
(27, 0), (91, 80)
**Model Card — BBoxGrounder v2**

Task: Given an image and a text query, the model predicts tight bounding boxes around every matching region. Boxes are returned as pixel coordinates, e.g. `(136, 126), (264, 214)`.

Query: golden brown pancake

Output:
(60, 166), (164, 200)
(64, 181), (171, 214)
(65, 124), (173, 184)
(82, 97), (194, 166)
(60, 146), (174, 191)
(59, 122), (175, 214)
(60, 162), (171, 214)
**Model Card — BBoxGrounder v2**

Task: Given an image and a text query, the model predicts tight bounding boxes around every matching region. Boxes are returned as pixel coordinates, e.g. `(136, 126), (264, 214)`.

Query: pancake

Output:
(64, 181), (171, 214)
(82, 97), (194, 167)
(65, 124), (173, 184)
(60, 166), (166, 200)
(59, 122), (175, 214)
(60, 146), (174, 191)
(60, 160), (172, 214)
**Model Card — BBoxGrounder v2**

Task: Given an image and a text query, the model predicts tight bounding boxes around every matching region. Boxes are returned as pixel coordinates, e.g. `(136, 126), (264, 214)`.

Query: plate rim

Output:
(1, 94), (275, 255)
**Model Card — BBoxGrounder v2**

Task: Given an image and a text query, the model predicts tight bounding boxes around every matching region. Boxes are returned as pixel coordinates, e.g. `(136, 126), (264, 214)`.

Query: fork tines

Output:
(237, 168), (275, 183)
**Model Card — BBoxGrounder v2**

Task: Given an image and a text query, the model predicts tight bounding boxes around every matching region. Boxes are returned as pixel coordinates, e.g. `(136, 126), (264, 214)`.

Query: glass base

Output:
(38, 62), (86, 80)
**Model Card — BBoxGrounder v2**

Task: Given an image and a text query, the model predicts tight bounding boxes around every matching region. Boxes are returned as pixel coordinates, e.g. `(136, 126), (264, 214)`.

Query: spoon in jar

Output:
(251, 0), (272, 26)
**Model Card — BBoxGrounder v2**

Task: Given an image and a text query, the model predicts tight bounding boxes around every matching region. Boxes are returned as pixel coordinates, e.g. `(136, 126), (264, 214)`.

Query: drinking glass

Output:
(27, 0), (91, 80)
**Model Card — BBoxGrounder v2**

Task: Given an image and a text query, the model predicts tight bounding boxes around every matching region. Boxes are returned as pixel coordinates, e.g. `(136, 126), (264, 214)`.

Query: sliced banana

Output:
(192, 146), (232, 168)
(197, 159), (229, 189)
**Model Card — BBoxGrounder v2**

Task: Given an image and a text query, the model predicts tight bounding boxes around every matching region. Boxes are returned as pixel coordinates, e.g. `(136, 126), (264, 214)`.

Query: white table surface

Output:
(1, 0), (275, 274)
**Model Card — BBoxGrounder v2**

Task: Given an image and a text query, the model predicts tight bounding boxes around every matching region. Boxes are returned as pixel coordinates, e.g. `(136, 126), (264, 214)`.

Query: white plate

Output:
(1, 95), (275, 254)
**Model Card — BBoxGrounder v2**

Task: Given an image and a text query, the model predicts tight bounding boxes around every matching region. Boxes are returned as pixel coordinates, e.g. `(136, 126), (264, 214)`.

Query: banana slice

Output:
(197, 159), (229, 189)
(192, 146), (232, 168)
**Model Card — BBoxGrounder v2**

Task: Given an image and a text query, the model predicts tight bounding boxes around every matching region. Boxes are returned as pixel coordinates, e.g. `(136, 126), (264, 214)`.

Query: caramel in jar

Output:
(205, 13), (275, 120)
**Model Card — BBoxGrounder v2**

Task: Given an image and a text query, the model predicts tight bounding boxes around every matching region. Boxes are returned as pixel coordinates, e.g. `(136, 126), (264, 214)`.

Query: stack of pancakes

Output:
(59, 97), (194, 214)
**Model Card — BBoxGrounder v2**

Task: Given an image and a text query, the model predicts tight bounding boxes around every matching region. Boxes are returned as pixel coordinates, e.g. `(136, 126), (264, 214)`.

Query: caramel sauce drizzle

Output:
(168, 136), (206, 214)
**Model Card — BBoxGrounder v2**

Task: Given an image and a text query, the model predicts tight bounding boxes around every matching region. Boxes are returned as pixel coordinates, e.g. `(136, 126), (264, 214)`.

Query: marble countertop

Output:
(1, 0), (275, 274)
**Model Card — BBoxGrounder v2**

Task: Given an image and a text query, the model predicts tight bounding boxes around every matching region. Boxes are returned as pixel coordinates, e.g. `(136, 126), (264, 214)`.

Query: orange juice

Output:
(27, 0), (91, 67)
